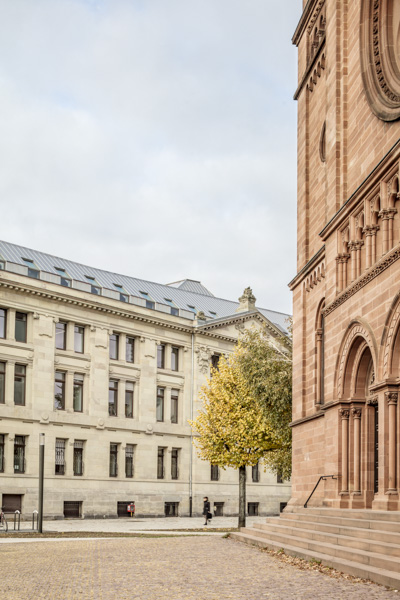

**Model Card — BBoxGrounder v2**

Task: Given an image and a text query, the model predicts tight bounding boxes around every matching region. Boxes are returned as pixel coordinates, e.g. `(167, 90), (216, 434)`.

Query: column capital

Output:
(339, 408), (350, 420)
(352, 407), (362, 419)
(366, 396), (378, 406)
(385, 391), (398, 405)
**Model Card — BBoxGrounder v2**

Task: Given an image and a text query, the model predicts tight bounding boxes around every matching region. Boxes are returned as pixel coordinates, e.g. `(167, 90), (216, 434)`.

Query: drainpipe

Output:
(189, 332), (194, 516)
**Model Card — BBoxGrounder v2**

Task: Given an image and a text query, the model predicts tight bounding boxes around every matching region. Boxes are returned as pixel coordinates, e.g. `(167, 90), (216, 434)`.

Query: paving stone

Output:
(1, 536), (398, 599)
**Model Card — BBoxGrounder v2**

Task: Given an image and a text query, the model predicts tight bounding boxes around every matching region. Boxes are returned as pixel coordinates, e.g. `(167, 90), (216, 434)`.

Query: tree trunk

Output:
(238, 465), (246, 528)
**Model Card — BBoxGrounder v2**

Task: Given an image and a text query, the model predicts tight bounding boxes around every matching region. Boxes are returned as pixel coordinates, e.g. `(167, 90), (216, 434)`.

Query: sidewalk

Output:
(43, 515), (266, 533)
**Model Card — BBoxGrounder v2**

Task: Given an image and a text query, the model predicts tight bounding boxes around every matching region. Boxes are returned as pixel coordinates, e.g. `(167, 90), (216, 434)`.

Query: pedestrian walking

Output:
(202, 496), (211, 526)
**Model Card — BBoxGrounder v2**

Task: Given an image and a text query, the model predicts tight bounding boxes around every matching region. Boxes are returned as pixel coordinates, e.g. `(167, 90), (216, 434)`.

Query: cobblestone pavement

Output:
(1, 536), (398, 600)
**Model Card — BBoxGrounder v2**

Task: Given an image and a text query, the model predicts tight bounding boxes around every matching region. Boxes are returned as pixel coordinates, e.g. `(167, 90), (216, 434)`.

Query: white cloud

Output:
(0, 0), (300, 313)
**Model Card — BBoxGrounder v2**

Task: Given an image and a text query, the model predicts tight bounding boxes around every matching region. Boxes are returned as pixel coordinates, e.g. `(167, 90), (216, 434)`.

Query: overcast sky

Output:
(0, 0), (300, 315)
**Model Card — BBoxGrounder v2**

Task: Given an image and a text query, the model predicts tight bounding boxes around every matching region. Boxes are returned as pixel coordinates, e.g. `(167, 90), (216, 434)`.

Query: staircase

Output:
(230, 507), (400, 589)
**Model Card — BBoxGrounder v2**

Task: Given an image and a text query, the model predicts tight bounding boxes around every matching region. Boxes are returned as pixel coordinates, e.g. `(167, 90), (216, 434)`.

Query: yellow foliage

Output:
(190, 351), (282, 469)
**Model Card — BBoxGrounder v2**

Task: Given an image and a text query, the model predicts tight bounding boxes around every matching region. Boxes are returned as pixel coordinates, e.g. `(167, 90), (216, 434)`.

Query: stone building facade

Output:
(289, 0), (400, 509)
(0, 240), (290, 519)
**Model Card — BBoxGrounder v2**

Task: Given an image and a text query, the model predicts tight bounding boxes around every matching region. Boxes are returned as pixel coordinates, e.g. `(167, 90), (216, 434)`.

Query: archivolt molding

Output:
(335, 319), (378, 399)
(360, 0), (400, 121)
(381, 291), (400, 378)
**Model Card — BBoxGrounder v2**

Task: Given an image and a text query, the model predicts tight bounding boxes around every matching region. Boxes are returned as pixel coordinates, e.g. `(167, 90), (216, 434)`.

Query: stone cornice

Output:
(292, 0), (324, 46)
(197, 310), (291, 345)
(288, 246), (325, 290)
(0, 276), (255, 343)
(323, 244), (400, 317)
(319, 139), (400, 241)
(294, 36), (326, 100)
(290, 410), (324, 428)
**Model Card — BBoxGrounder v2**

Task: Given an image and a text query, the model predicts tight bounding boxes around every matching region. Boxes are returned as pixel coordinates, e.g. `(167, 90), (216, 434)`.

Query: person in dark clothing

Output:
(203, 496), (211, 525)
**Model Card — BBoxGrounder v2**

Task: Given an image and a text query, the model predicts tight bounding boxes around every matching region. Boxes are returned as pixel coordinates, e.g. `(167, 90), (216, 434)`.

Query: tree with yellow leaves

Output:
(190, 340), (287, 528)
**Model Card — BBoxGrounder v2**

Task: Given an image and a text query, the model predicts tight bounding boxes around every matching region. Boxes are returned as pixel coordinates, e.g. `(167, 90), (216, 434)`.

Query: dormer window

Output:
(55, 267), (71, 288)
(187, 305), (196, 313)
(164, 298), (179, 316)
(139, 291), (155, 310)
(85, 275), (101, 295)
(113, 283), (129, 303)
(22, 257), (39, 279)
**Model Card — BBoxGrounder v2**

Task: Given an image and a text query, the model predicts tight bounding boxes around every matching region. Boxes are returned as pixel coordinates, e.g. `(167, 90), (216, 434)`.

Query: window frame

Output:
(156, 387), (164, 422)
(126, 336), (135, 363)
(0, 434), (4, 472)
(15, 312), (27, 343)
(108, 379), (118, 416)
(73, 373), (84, 412)
(157, 447), (165, 479)
(74, 325), (84, 354)
(171, 346), (179, 371)
(171, 389), (179, 424)
(54, 371), (66, 410)
(14, 364), (26, 406)
(0, 361), (5, 405)
(125, 382), (134, 418)
(125, 444), (134, 478)
(0, 308), (7, 339)
(14, 435), (25, 474)
(73, 440), (84, 476)
(211, 464), (219, 481)
(109, 443), (118, 477)
(171, 448), (179, 480)
(55, 321), (67, 350)
(109, 333), (119, 360)
(157, 344), (165, 369)
(55, 438), (66, 475)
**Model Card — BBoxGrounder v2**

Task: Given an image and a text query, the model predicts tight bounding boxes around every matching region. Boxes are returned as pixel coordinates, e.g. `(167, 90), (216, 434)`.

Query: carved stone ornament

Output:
(196, 311), (206, 321)
(385, 391), (398, 404)
(195, 345), (212, 374)
(236, 287), (257, 313)
(360, 0), (400, 121)
(339, 408), (350, 419)
(367, 395), (378, 406)
(352, 407), (362, 419)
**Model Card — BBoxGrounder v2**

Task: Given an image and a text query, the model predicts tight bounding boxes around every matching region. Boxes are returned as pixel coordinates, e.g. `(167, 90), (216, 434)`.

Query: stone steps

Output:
(230, 507), (400, 589)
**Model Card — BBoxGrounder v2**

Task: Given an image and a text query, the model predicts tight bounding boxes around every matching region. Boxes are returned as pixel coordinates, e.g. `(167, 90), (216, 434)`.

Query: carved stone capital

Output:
(367, 396), (378, 406)
(385, 391), (398, 405)
(352, 407), (362, 419)
(339, 408), (350, 420)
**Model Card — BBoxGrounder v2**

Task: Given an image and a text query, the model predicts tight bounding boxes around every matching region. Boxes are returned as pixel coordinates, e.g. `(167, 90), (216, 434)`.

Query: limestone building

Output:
(0, 240), (290, 519)
(289, 0), (400, 509)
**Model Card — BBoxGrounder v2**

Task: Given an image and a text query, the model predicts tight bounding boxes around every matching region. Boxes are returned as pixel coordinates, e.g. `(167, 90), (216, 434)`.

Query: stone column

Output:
(342, 255), (349, 288)
(363, 227), (372, 268)
(385, 208), (396, 250)
(355, 241), (364, 279)
(352, 407), (362, 494)
(379, 210), (389, 254)
(339, 408), (350, 493)
(6, 308), (16, 341)
(336, 256), (342, 291)
(385, 392), (398, 493)
(315, 329), (323, 405)
(348, 242), (357, 281)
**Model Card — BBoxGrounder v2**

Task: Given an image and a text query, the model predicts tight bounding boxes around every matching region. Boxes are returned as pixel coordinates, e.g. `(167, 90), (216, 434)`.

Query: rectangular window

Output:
(74, 325), (84, 353)
(73, 374), (84, 412)
(109, 379), (118, 416)
(0, 362), (5, 404)
(14, 435), (25, 473)
(164, 502), (179, 517)
(125, 444), (134, 478)
(55, 267), (71, 288)
(14, 364), (26, 406)
(277, 471), (283, 484)
(126, 337), (135, 363)
(73, 440), (84, 476)
(252, 463), (260, 483)
(54, 371), (66, 410)
(157, 447), (165, 479)
(0, 308), (6, 338)
(109, 333), (119, 360)
(55, 322), (67, 350)
(171, 347), (179, 371)
(214, 502), (224, 516)
(211, 355), (220, 371)
(110, 443), (118, 477)
(211, 464), (219, 481)
(0, 434), (4, 472)
(55, 439), (66, 475)
(171, 389), (178, 424)
(248, 502), (259, 516)
(156, 387), (164, 422)
(125, 382), (134, 418)
(171, 448), (179, 480)
(15, 312), (27, 343)
(157, 344), (165, 369)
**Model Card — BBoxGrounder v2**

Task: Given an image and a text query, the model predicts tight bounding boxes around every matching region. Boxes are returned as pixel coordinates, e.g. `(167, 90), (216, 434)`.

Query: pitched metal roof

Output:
(0, 239), (290, 332)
